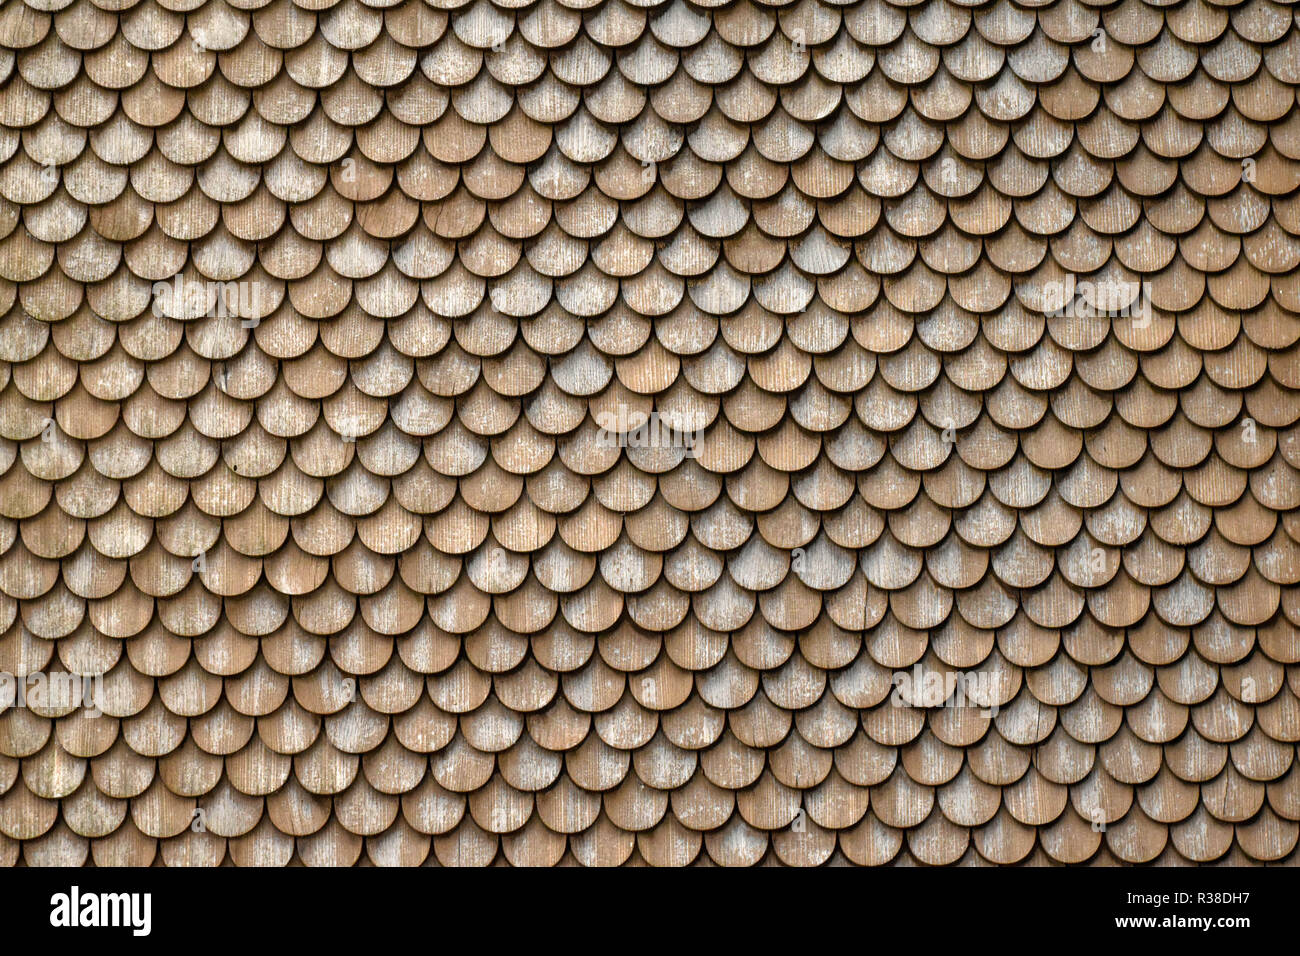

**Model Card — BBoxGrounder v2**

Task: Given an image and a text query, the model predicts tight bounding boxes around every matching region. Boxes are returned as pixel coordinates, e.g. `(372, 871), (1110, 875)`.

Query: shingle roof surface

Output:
(0, 0), (1298, 866)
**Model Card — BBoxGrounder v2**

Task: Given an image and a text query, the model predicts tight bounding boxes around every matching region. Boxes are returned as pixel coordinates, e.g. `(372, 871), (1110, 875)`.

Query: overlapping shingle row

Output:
(0, 0), (1298, 865)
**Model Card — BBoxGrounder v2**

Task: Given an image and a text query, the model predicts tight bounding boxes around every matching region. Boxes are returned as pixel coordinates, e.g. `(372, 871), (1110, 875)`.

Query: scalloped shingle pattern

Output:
(1, 0), (1299, 867)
